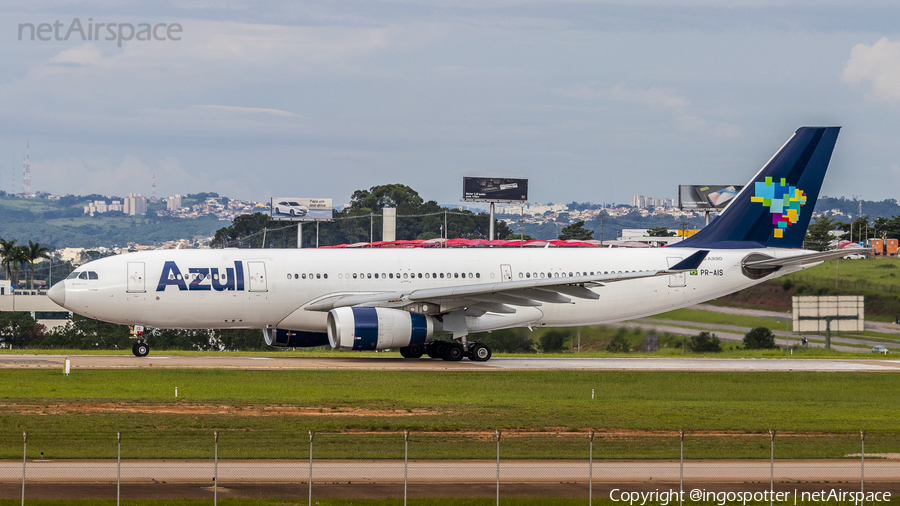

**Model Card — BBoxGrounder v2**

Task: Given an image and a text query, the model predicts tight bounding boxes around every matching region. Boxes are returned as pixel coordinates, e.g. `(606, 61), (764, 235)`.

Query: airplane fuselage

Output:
(54, 246), (809, 333)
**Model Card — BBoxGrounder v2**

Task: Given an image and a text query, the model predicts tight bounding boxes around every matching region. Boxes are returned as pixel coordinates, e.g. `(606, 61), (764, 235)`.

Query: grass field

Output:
(1, 369), (898, 456)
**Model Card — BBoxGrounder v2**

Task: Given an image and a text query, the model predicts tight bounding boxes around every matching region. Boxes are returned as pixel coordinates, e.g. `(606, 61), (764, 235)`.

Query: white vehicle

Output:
(273, 201), (309, 217)
(49, 127), (846, 360)
(842, 252), (865, 260)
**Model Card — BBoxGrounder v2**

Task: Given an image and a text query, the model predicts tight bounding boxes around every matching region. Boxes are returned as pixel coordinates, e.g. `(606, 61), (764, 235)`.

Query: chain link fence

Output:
(0, 430), (897, 503)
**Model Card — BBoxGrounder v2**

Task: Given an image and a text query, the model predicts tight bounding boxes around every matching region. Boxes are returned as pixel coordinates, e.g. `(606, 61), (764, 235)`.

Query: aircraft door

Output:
(666, 257), (686, 288)
(247, 261), (267, 292)
(500, 264), (512, 282)
(127, 262), (145, 293)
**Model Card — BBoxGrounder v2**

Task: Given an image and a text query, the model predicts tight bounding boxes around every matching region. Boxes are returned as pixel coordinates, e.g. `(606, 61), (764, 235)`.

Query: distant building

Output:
(124, 193), (147, 216)
(167, 194), (182, 212)
(631, 195), (675, 208)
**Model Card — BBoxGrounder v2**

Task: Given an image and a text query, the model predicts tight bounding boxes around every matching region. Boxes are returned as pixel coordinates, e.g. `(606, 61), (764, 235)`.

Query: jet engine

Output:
(263, 328), (330, 348)
(327, 307), (434, 351)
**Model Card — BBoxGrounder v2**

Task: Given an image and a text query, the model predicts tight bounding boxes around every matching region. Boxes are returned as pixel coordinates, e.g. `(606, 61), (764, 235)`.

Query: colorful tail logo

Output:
(750, 177), (807, 239)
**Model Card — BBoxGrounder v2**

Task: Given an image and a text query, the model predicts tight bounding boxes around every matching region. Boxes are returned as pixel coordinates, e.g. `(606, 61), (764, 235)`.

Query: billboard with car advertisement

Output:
(270, 198), (333, 221)
(678, 185), (743, 210)
(463, 177), (528, 202)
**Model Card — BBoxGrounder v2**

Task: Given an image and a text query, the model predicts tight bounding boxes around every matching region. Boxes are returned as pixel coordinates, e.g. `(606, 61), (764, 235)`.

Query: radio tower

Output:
(23, 141), (31, 196)
(151, 172), (157, 202)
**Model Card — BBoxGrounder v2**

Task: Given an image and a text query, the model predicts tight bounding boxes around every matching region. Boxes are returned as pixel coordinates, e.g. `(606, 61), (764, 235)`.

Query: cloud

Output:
(33, 155), (207, 197)
(556, 83), (688, 108)
(555, 83), (739, 137)
(843, 37), (900, 104)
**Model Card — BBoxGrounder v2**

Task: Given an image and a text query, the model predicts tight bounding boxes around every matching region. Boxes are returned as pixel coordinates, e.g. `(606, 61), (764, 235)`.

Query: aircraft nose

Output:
(48, 281), (66, 307)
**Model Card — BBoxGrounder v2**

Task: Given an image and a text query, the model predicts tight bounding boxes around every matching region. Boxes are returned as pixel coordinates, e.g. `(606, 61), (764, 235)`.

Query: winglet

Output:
(668, 250), (709, 271)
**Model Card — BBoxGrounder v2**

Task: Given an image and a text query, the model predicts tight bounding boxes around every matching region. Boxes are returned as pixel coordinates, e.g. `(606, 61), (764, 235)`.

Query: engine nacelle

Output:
(327, 307), (434, 351)
(264, 328), (330, 348)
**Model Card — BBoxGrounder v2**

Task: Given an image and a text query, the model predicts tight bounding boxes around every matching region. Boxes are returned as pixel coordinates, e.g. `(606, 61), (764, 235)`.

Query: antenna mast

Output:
(23, 140), (31, 196)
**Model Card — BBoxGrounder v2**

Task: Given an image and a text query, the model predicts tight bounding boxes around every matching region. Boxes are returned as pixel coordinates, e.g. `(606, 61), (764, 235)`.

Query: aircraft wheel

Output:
(469, 343), (492, 362)
(426, 341), (444, 359)
(133, 342), (150, 357)
(405, 344), (425, 359)
(442, 342), (464, 362)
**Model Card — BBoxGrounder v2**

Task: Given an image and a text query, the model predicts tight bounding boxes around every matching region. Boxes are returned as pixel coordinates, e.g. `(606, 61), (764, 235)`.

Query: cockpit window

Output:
(78, 272), (88, 280)
(67, 271), (81, 280)
(88, 271), (99, 280)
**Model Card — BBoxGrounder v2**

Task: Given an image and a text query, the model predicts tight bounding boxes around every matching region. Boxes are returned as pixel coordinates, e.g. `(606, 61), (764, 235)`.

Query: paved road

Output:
(3, 354), (900, 371)
(0, 459), (893, 483)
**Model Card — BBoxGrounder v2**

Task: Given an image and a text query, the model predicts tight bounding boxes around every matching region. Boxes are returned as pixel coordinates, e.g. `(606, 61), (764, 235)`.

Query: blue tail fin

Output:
(676, 126), (840, 249)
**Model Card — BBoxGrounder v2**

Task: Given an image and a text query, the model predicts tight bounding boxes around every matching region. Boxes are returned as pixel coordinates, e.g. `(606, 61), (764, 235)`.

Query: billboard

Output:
(270, 198), (333, 221)
(463, 177), (528, 202)
(678, 185), (743, 210)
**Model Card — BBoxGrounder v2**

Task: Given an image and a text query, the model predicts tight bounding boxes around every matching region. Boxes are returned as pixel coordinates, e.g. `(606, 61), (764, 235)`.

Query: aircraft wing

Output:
(305, 250), (709, 313)
(742, 249), (853, 269)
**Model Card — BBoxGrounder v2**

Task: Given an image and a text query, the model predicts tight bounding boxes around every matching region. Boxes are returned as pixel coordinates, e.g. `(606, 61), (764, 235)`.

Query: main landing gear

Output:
(400, 340), (492, 362)
(130, 325), (150, 357)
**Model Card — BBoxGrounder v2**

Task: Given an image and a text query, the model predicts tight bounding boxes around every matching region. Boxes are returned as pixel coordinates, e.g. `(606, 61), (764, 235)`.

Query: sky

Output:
(2, 1), (899, 207)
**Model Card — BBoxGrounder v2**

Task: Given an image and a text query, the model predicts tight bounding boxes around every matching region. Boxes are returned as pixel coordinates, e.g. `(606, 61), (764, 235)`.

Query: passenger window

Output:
(425, 273), (430, 279)
(287, 274), (292, 280)
(568, 272), (573, 277)
(525, 273), (530, 278)
(418, 273), (423, 279)
(518, 273), (523, 278)
(403, 273), (408, 279)
(324, 274), (328, 279)
(454, 273), (459, 278)
(389, 273), (394, 279)
(532, 272), (537, 278)
(554, 273), (559, 278)
(317, 274), (321, 279)
(476, 273), (480, 278)
(432, 273), (437, 278)
(353, 273), (357, 279)
(440, 273), (444, 278)
(367, 273), (372, 279)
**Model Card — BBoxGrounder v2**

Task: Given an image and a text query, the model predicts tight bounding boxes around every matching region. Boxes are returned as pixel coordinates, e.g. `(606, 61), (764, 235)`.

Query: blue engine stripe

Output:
(409, 313), (428, 346)
(351, 307), (379, 351)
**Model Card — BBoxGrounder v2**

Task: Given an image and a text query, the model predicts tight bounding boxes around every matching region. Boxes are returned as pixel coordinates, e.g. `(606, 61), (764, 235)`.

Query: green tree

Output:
(0, 312), (45, 347)
(558, 221), (594, 240)
(44, 314), (133, 349)
(804, 215), (839, 251)
(606, 328), (632, 353)
(216, 329), (268, 351)
(647, 227), (676, 237)
(743, 327), (776, 349)
(0, 239), (17, 281)
(688, 331), (722, 353)
(538, 330), (569, 353)
(474, 328), (535, 353)
(24, 241), (51, 289)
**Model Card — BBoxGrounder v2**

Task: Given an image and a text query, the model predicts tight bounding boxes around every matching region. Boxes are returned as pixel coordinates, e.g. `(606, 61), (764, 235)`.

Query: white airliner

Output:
(49, 127), (845, 360)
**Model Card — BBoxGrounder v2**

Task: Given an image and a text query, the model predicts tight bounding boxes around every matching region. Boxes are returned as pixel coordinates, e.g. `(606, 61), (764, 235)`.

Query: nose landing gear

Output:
(129, 325), (150, 357)
(132, 341), (150, 357)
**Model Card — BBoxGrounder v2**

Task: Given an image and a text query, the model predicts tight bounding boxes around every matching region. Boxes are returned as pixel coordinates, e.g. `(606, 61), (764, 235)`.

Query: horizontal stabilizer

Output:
(743, 249), (853, 269)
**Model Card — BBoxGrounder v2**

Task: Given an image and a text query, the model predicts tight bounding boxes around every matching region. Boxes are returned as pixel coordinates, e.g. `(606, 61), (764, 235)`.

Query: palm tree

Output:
(10, 245), (29, 289)
(0, 238), (17, 281)
(25, 241), (51, 290)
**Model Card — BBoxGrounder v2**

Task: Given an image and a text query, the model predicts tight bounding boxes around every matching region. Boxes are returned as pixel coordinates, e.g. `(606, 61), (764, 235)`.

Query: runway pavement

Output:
(3, 354), (900, 371)
(0, 459), (894, 483)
